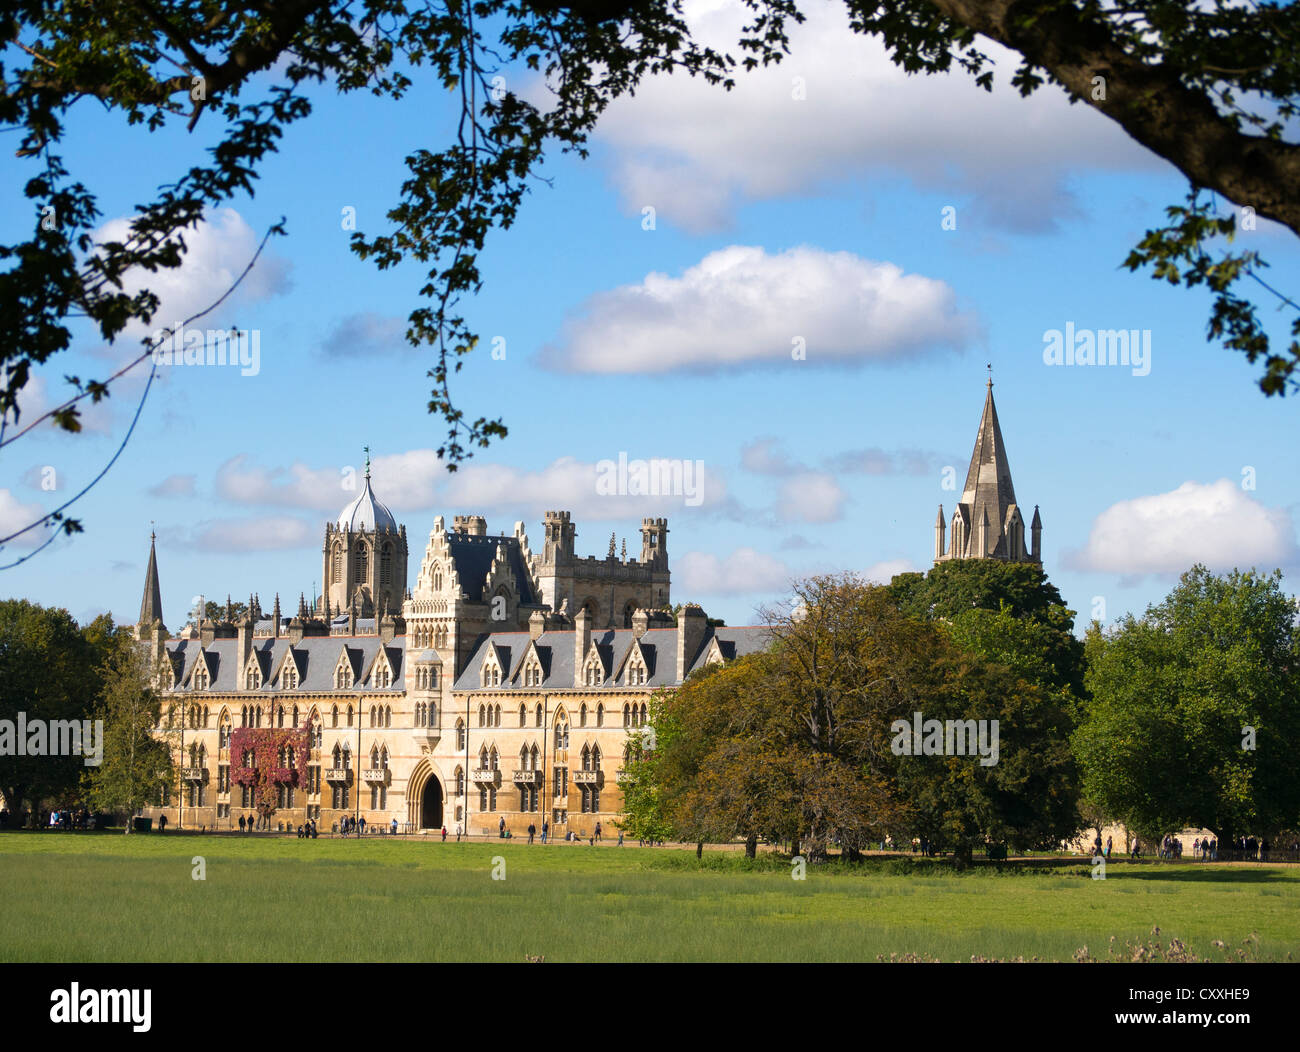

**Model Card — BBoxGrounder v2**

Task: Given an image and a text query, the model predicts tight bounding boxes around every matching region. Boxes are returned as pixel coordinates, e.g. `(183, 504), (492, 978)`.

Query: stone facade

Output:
(137, 483), (767, 837)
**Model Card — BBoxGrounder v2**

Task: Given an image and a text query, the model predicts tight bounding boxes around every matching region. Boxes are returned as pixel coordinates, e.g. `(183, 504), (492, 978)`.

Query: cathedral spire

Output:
(959, 378), (1018, 534)
(935, 379), (1038, 564)
(138, 530), (165, 631)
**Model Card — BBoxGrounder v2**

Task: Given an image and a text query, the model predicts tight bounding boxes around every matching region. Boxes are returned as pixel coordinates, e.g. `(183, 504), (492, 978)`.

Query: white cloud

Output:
(0, 488), (57, 550)
(828, 448), (942, 477)
(161, 516), (316, 553)
(215, 455), (347, 512)
(541, 245), (977, 374)
(93, 207), (291, 346)
(777, 472), (846, 524)
(148, 474), (196, 498)
(320, 313), (411, 359)
(863, 558), (919, 584)
(677, 546), (792, 596)
(214, 451), (735, 525)
(589, 0), (1153, 233)
(3, 374), (114, 437)
(1068, 479), (1298, 578)
(741, 437), (800, 476)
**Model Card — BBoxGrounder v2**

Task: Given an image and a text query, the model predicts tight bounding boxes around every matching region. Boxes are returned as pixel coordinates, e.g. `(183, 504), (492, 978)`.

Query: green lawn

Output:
(1, 831), (1294, 962)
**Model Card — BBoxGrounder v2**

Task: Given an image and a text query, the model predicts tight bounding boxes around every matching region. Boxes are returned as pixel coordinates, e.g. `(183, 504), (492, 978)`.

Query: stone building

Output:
(934, 378), (1042, 564)
(137, 473), (767, 837)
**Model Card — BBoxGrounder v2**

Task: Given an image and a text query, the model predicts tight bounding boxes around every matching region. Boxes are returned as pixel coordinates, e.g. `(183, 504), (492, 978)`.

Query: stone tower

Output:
(322, 455), (408, 617)
(935, 379), (1041, 564)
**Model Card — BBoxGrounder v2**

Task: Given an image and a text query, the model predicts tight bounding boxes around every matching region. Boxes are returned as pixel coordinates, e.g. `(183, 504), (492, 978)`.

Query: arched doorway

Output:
(421, 778), (443, 829)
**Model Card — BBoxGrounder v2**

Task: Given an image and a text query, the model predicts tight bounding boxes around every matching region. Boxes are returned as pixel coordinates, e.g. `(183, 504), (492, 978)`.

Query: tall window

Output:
(354, 541), (368, 582)
(456, 719), (465, 750)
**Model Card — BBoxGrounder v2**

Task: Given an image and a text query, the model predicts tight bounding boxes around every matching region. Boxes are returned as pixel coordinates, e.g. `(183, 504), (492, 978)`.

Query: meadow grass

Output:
(1, 831), (1295, 962)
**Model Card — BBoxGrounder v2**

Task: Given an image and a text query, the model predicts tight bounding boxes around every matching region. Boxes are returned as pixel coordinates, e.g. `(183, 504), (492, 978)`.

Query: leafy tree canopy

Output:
(2, 0), (1297, 529)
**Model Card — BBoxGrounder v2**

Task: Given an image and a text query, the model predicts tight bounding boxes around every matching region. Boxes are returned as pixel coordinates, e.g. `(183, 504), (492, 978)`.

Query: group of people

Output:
(46, 808), (93, 831)
(1190, 835), (1218, 860)
(296, 820), (319, 839)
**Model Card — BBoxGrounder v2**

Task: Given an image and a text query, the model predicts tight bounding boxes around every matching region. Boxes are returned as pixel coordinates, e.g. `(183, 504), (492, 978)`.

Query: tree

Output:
(0, 600), (100, 823)
(639, 574), (1079, 865)
(203, 599), (248, 624)
(1075, 566), (1300, 846)
(888, 559), (1086, 697)
(83, 629), (172, 831)
(616, 691), (678, 844)
(4, 0), (1296, 531)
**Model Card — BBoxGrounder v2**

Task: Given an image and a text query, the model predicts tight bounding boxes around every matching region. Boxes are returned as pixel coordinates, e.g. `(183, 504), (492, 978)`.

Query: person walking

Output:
(359, 815), (366, 835)
(158, 813), (167, 833)
(541, 820), (548, 844)
(595, 821), (602, 843)
(1104, 835), (1112, 859)
(391, 817), (398, 836)
(527, 822), (535, 844)
(499, 816), (505, 838)
(455, 823), (462, 842)
(441, 825), (447, 842)
(239, 814), (245, 833)
(617, 830), (624, 847)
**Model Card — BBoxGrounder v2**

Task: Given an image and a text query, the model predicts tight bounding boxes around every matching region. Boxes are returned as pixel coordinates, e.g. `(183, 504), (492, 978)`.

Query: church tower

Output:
(935, 378), (1041, 564)
(322, 452), (408, 617)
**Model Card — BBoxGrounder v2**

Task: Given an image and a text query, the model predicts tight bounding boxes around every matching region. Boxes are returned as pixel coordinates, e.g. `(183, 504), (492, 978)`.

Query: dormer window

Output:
(246, 662), (262, 690)
(335, 657), (353, 690)
(281, 664), (298, 690)
(193, 664), (209, 691)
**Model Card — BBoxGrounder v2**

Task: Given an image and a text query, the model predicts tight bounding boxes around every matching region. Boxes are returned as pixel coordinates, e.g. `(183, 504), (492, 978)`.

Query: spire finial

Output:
(364, 445), (371, 479)
(986, 362), (993, 389)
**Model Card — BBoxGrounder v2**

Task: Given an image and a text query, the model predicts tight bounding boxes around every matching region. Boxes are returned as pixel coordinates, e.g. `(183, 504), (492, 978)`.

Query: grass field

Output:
(1, 831), (1295, 962)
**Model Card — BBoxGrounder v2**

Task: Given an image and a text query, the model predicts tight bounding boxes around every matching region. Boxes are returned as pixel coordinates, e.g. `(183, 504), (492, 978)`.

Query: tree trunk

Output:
(951, 843), (973, 870)
(790, 835), (800, 858)
(745, 834), (757, 859)
(696, 840), (704, 860)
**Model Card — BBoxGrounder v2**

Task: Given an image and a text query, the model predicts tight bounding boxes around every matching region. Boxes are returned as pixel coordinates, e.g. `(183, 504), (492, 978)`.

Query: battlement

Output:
(452, 515), (488, 536)
(544, 510), (572, 523)
(641, 517), (667, 528)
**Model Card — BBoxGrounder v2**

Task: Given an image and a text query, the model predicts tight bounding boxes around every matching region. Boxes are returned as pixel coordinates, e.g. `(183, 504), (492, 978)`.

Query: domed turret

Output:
(323, 449), (408, 621)
(337, 472), (398, 533)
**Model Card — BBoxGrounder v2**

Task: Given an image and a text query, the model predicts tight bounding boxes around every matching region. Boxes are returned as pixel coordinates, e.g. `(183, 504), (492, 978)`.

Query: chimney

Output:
(529, 610), (546, 641)
(237, 610), (252, 666)
(199, 618), (216, 648)
(380, 613), (397, 644)
(573, 605), (591, 687)
(676, 604), (708, 683)
(631, 608), (649, 639)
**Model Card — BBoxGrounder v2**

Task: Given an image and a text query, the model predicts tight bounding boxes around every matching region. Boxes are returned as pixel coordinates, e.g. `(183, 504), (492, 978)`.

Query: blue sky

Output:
(3, 1), (1298, 632)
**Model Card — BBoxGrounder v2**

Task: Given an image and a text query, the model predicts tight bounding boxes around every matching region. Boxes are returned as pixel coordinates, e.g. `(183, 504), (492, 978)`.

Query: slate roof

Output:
(453, 625), (772, 691)
(164, 635), (405, 693)
(445, 533), (539, 605)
